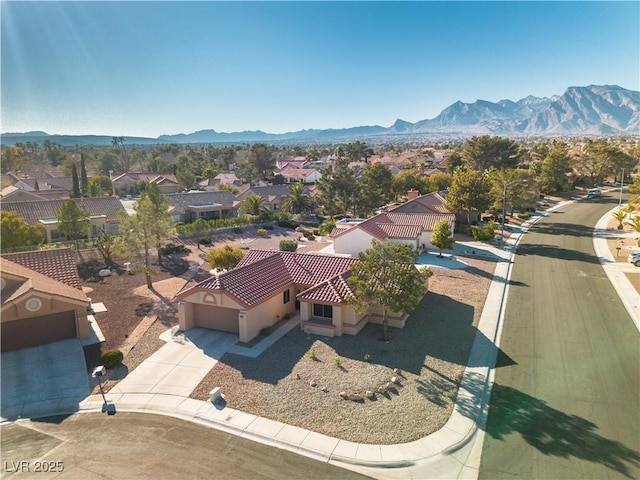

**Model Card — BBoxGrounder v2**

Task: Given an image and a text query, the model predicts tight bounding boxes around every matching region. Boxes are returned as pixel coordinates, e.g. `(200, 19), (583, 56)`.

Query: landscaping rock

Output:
(339, 391), (349, 399)
(309, 380), (318, 387)
(348, 393), (364, 402)
(365, 390), (374, 399)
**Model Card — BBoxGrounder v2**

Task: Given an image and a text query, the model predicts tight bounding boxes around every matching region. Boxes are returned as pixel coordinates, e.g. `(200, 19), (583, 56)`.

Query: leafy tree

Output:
(71, 162), (81, 198)
(445, 169), (494, 224)
(86, 175), (113, 197)
(358, 163), (393, 215)
(281, 183), (315, 215)
(239, 194), (268, 216)
(462, 135), (520, 170)
(247, 143), (275, 180)
(430, 219), (454, 256)
(176, 166), (196, 191)
(43, 140), (66, 167)
(1, 145), (27, 173)
(80, 152), (89, 195)
(391, 169), (429, 200)
(489, 169), (534, 214)
(345, 141), (373, 162)
(316, 157), (359, 217)
(146, 156), (171, 173)
(119, 183), (174, 289)
(348, 240), (431, 342)
(207, 245), (246, 270)
(445, 149), (464, 174)
(57, 200), (90, 240)
(97, 150), (120, 175)
(112, 136), (133, 172)
(576, 140), (638, 186)
(538, 145), (572, 193)
(95, 229), (124, 267)
(237, 162), (260, 186)
(0, 211), (44, 250)
(426, 172), (452, 192)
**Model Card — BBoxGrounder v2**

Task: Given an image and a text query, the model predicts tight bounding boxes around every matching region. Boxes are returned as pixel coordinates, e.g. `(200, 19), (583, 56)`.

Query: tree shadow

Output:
(529, 222), (596, 238)
(517, 243), (601, 264)
(456, 373), (640, 478)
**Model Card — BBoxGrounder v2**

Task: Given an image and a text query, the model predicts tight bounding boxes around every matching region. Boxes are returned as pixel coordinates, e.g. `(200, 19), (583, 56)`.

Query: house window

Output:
(283, 289), (290, 304)
(313, 303), (333, 319)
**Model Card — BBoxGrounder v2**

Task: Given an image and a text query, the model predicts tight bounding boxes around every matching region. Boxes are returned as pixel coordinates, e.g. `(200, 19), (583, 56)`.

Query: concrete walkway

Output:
(3, 196), (638, 479)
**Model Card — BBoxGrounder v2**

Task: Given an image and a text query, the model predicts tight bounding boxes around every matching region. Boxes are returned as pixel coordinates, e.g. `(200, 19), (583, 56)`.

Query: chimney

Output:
(407, 188), (419, 200)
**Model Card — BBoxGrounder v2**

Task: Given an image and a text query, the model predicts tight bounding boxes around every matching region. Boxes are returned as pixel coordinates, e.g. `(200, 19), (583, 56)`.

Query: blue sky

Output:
(1, 1), (638, 138)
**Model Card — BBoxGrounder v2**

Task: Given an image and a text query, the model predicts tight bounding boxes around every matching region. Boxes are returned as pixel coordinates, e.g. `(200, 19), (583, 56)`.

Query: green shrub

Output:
(198, 237), (212, 245)
(277, 216), (300, 229)
(302, 231), (315, 240)
(160, 243), (191, 255)
(471, 221), (497, 241)
(100, 349), (124, 369)
(308, 349), (317, 360)
(317, 219), (336, 235)
(233, 227), (243, 234)
(256, 228), (268, 237)
(260, 327), (271, 336)
(364, 354), (372, 362)
(334, 357), (342, 368)
(279, 240), (298, 252)
(517, 212), (532, 220)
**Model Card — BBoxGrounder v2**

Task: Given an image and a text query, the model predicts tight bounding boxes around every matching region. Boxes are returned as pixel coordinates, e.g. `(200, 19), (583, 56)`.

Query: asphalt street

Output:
(479, 195), (640, 479)
(0, 412), (371, 480)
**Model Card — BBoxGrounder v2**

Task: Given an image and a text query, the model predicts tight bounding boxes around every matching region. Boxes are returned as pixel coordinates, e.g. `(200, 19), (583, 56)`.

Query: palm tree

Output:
(626, 215), (640, 246)
(239, 194), (267, 216)
(612, 209), (627, 230)
(281, 183), (315, 215)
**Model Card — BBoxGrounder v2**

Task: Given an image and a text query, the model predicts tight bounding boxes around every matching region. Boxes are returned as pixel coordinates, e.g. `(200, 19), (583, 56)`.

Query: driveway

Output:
(1, 339), (89, 420)
(109, 328), (238, 396)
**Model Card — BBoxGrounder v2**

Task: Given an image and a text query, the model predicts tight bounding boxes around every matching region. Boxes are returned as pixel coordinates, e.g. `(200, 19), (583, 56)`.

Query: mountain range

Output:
(2, 85), (638, 146)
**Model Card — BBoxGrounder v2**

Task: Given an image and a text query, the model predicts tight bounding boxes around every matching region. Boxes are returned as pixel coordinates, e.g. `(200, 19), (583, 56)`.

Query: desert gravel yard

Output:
(190, 257), (495, 445)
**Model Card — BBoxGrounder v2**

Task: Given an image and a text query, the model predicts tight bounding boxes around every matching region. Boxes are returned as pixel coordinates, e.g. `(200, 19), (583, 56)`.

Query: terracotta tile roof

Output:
(2, 248), (82, 289)
(0, 257), (87, 308)
(389, 191), (450, 214)
(179, 250), (357, 308)
(297, 272), (354, 304)
(0, 197), (125, 225)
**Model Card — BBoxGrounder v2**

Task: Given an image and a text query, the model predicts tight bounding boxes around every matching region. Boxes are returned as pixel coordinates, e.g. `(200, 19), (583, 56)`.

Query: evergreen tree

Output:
(71, 163), (80, 198)
(80, 152), (89, 195)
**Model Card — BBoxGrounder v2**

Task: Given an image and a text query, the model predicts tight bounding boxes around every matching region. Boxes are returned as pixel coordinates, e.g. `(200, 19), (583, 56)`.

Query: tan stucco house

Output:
(176, 250), (411, 343)
(1, 249), (90, 352)
(332, 191), (456, 257)
(0, 197), (126, 243)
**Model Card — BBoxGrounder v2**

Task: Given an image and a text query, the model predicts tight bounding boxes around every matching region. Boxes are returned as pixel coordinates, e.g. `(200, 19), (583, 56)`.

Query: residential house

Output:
(0, 197), (126, 243)
(1, 249), (90, 352)
(198, 173), (243, 191)
(276, 168), (322, 184)
(1, 185), (48, 202)
(110, 172), (179, 196)
(176, 250), (411, 342)
(236, 185), (298, 212)
(332, 191), (456, 256)
(275, 157), (308, 170)
(4, 173), (74, 200)
(166, 191), (237, 223)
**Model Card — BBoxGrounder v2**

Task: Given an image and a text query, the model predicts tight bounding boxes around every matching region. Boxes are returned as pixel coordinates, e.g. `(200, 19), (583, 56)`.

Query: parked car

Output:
(587, 188), (602, 198)
(628, 252), (640, 267)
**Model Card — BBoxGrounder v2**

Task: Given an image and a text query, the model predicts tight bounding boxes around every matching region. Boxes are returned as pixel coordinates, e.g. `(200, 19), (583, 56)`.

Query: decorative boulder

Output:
(322, 386), (329, 393)
(393, 368), (401, 375)
(365, 390), (374, 399)
(348, 393), (364, 402)
(391, 376), (398, 384)
(339, 391), (349, 399)
(377, 385), (387, 394)
(295, 373), (301, 380)
(309, 380), (318, 388)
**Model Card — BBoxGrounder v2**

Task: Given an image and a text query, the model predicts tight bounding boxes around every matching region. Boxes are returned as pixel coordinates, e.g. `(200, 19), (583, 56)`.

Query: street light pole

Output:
(619, 168), (625, 210)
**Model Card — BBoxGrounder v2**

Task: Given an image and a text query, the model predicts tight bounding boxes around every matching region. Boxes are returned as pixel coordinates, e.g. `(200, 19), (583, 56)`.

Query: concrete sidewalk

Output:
(4, 197), (637, 479)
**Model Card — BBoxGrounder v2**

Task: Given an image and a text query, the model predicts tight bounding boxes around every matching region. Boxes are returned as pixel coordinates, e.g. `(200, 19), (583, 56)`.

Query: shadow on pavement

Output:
(457, 373), (640, 479)
(516, 243), (601, 264)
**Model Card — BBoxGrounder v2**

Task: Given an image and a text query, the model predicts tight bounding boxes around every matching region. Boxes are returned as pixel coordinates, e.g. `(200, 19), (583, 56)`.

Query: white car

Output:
(628, 252), (640, 267)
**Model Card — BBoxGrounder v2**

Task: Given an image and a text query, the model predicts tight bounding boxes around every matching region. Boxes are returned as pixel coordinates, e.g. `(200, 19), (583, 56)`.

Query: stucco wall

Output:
(333, 228), (375, 256)
(241, 287), (295, 342)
